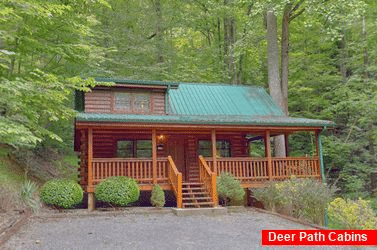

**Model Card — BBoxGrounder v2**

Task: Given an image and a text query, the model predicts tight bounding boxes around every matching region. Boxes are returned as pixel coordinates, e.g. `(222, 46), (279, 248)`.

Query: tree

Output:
(0, 0), (109, 149)
(267, 9), (286, 157)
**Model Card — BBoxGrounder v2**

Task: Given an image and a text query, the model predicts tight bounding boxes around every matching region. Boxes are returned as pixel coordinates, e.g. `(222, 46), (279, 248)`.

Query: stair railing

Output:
(167, 156), (183, 208)
(198, 155), (218, 205)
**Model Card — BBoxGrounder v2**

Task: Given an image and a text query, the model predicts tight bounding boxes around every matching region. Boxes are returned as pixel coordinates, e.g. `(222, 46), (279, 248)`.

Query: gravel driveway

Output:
(2, 208), (373, 250)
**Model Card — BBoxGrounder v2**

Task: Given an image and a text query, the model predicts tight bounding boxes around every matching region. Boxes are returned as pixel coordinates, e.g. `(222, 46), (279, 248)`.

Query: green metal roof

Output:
(168, 84), (285, 116)
(76, 81), (333, 128)
(76, 113), (333, 127)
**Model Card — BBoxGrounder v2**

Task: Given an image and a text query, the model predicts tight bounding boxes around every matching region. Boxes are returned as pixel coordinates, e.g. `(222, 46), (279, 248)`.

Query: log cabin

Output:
(74, 78), (333, 210)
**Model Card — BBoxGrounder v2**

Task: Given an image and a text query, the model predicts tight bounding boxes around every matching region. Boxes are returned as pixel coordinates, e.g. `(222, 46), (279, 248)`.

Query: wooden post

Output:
(211, 129), (217, 174)
(87, 128), (95, 211)
(177, 173), (182, 208)
(152, 129), (157, 184)
(284, 132), (289, 157)
(265, 131), (273, 180)
(212, 173), (218, 205)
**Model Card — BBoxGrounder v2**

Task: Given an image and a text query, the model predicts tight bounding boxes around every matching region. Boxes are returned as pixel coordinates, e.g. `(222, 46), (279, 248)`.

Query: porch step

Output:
(181, 181), (215, 209)
(183, 196), (212, 201)
(182, 202), (214, 207)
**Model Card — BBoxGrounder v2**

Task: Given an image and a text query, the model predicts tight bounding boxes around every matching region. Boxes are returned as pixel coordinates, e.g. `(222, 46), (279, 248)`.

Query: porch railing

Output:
(205, 156), (320, 182)
(271, 157), (321, 179)
(92, 158), (169, 184)
(199, 155), (218, 205)
(167, 156), (182, 208)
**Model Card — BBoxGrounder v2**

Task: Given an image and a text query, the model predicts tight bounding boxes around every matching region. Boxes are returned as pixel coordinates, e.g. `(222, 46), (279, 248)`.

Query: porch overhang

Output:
(75, 113), (334, 131)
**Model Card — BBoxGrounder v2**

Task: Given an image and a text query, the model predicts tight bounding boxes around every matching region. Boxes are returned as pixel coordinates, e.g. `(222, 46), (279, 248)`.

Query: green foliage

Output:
(253, 178), (337, 225)
(151, 184), (165, 208)
(20, 180), (39, 212)
(0, 0), (109, 149)
(40, 179), (83, 209)
(328, 197), (377, 229)
(217, 172), (245, 206)
(95, 176), (140, 207)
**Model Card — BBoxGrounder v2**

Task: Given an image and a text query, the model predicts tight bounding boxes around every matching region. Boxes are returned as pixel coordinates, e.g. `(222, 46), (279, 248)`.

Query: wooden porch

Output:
(76, 125), (325, 209)
(86, 155), (320, 208)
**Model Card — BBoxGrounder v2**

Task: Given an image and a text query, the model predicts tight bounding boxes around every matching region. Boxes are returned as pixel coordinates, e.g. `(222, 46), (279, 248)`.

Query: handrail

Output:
(167, 156), (182, 208)
(198, 155), (218, 205)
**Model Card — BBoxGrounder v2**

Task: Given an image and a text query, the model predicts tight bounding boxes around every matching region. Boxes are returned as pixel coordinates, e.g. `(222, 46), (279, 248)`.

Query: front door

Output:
(168, 136), (187, 180)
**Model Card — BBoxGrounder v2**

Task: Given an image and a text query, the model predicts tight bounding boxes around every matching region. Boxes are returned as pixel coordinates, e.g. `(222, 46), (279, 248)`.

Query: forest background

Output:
(1, 0), (377, 204)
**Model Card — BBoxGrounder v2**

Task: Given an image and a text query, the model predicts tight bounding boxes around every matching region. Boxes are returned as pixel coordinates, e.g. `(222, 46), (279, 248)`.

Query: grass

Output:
(53, 152), (79, 181)
(0, 147), (25, 185)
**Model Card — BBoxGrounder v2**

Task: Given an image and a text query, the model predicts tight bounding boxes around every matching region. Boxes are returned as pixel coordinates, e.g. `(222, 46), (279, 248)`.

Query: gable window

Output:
(117, 140), (152, 158)
(114, 92), (150, 114)
(198, 140), (231, 157)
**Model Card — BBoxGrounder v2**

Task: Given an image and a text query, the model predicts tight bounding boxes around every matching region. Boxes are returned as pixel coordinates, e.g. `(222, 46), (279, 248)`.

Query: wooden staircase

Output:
(182, 182), (215, 208)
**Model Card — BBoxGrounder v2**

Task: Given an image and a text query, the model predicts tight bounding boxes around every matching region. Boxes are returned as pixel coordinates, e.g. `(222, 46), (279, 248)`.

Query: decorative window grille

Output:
(114, 93), (131, 111)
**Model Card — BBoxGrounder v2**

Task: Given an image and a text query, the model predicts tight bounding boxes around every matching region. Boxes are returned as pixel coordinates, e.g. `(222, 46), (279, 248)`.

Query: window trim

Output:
(112, 91), (152, 114)
(116, 139), (152, 158)
(198, 139), (231, 157)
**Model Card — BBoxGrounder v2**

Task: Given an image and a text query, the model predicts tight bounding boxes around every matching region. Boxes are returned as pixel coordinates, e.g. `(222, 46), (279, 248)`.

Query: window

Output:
(117, 140), (152, 158)
(198, 140), (231, 157)
(114, 92), (150, 114)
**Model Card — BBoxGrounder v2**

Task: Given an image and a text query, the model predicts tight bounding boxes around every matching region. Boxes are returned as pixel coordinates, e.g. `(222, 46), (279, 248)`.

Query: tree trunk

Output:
(267, 9), (286, 157)
(155, 0), (163, 64)
(362, 16), (375, 164)
(281, 4), (291, 115)
(223, 0), (237, 85)
(338, 32), (347, 82)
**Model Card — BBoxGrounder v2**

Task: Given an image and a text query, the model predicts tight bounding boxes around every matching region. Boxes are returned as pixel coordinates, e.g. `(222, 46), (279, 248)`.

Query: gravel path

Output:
(2, 208), (374, 250)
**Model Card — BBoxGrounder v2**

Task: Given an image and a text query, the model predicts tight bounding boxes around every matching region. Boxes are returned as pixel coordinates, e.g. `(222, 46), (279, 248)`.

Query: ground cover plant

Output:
(40, 179), (83, 209)
(95, 176), (140, 207)
(252, 178), (337, 225)
(328, 197), (377, 229)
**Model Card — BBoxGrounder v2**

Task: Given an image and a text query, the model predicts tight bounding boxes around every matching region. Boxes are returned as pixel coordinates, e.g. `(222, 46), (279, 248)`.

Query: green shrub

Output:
(20, 180), (40, 212)
(252, 178), (337, 225)
(217, 172), (245, 206)
(328, 197), (377, 229)
(40, 179), (83, 209)
(95, 176), (140, 206)
(151, 184), (165, 207)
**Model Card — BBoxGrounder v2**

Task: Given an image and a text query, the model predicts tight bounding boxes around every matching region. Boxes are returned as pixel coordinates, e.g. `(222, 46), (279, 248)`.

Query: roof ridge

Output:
(95, 77), (264, 89)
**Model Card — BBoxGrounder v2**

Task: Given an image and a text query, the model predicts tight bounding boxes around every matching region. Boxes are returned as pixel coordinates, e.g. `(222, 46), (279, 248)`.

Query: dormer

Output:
(77, 78), (179, 115)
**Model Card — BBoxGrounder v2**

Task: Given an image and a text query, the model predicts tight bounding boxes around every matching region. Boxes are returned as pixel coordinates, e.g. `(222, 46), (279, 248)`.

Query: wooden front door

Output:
(168, 136), (188, 180)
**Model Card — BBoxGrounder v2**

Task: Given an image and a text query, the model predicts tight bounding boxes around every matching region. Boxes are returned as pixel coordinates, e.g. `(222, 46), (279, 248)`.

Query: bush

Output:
(217, 172), (245, 206)
(328, 197), (377, 229)
(40, 179), (83, 209)
(151, 185), (165, 207)
(95, 176), (140, 206)
(252, 177), (337, 225)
